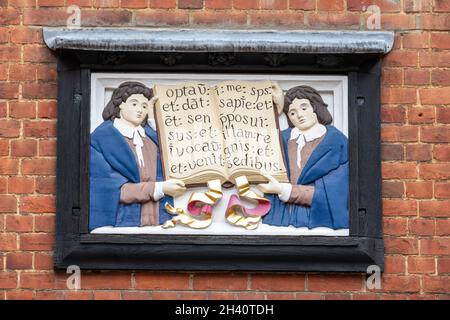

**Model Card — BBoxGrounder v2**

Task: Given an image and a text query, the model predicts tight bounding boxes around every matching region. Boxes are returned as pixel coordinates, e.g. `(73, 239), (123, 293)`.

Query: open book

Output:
(153, 80), (289, 186)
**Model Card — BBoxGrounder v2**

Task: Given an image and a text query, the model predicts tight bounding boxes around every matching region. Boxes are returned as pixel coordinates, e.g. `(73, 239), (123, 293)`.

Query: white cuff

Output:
(153, 181), (164, 201)
(278, 183), (292, 202)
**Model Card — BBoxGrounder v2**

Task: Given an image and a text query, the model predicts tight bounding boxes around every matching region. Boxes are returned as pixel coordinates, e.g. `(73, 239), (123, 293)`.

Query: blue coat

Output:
(89, 120), (173, 231)
(263, 125), (349, 229)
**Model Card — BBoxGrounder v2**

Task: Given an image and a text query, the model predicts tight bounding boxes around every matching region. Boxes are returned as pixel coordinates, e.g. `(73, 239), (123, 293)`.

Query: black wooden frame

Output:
(55, 50), (383, 272)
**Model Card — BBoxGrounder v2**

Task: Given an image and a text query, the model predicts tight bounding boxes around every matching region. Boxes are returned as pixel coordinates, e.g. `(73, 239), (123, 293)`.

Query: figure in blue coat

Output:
(89, 82), (186, 232)
(257, 84), (349, 229)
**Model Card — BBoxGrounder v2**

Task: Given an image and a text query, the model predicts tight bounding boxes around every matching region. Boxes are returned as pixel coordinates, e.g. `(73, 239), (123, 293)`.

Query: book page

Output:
(216, 80), (288, 183)
(153, 83), (226, 184)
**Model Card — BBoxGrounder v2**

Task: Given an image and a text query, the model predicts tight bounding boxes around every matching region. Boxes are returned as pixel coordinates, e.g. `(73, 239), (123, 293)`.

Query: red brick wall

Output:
(0, 0), (449, 300)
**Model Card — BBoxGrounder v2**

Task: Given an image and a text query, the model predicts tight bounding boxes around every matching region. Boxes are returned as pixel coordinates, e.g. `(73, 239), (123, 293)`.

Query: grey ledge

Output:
(43, 27), (394, 54)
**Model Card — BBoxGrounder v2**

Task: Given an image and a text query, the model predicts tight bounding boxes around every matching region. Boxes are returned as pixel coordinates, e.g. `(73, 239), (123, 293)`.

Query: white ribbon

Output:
(290, 124), (327, 168)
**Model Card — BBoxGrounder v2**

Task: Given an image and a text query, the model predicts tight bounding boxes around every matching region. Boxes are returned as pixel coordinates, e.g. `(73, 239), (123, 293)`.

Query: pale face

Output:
(287, 98), (318, 131)
(119, 94), (149, 126)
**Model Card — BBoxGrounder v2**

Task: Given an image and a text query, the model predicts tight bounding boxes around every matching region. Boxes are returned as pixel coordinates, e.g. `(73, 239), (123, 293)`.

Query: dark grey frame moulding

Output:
(45, 27), (394, 272)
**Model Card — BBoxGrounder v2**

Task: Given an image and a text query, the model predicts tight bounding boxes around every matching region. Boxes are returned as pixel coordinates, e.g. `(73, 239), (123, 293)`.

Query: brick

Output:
(0, 195), (17, 213)
(20, 233), (53, 251)
(6, 214), (33, 232)
(0, 45), (20, 62)
(436, 219), (450, 236)
(423, 276), (450, 293)
(381, 87), (416, 104)
(0, 101), (6, 117)
(0, 8), (20, 25)
(437, 257), (450, 273)
(36, 176), (56, 194)
(402, 33), (429, 49)
(20, 196), (56, 213)
(8, 177), (34, 194)
(205, 0), (232, 9)
(233, 0), (258, 9)
(436, 108), (450, 124)
(405, 181), (433, 198)
(409, 218), (435, 236)
(407, 107), (434, 124)
(421, 238), (450, 255)
(308, 13), (360, 28)
(404, 0), (432, 12)
(0, 83), (19, 99)
(381, 125), (418, 142)
(178, 0), (203, 9)
(134, 273), (190, 290)
(63, 291), (94, 300)
(0, 233), (17, 251)
(35, 291), (64, 300)
(384, 51), (418, 68)
(120, 0), (148, 8)
(0, 120), (20, 138)
(385, 237), (418, 254)
(193, 273), (248, 290)
(24, 120), (57, 138)
(6, 252), (33, 270)
(383, 199), (417, 216)
(420, 163), (450, 179)
(23, 8), (68, 26)
(434, 0), (450, 12)
(422, 14), (450, 30)
(37, 101), (57, 119)
(308, 275), (362, 292)
(430, 32), (450, 49)
(431, 69), (450, 86)
(36, 64), (57, 81)
(251, 274), (305, 291)
(150, 0), (176, 8)
(348, 0), (401, 12)
(290, 0), (315, 10)
(381, 106), (405, 123)
(94, 291), (122, 300)
(382, 162), (417, 179)
(317, 0), (342, 11)
(80, 10), (133, 26)
(379, 14), (416, 29)
(9, 101), (37, 119)
(81, 272), (132, 289)
(121, 291), (152, 300)
(381, 143), (404, 161)
(11, 140), (38, 157)
(10, 26), (41, 44)
(22, 158), (56, 175)
(9, 64), (37, 81)
(20, 272), (55, 289)
(93, 0), (119, 7)
(420, 88), (450, 105)
(5, 290), (34, 300)
(420, 200), (450, 217)
(260, 0), (287, 10)
(384, 218), (408, 235)
(0, 158), (20, 174)
(35, 252), (53, 270)
(193, 11), (247, 25)
(39, 140), (56, 156)
(35, 215), (55, 232)
(0, 64), (7, 80)
(408, 256), (436, 274)
(23, 83), (57, 99)
(382, 181), (404, 198)
(404, 69), (430, 86)
(0, 272), (18, 289)
(39, 0), (65, 6)
(382, 68), (402, 85)
(382, 275), (420, 293)
(250, 11), (305, 26)
(236, 292), (266, 300)
(135, 10), (189, 26)
(406, 144), (432, 161)
(384, 255), (406, 274)
(435, 182), (450, 199)
(420, 52), (450, 67)
(0, 176), (7, 192)
(434, 145), (450, 161)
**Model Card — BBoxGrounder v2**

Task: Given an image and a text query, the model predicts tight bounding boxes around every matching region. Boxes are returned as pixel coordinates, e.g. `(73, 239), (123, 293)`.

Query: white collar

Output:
(147, 118), (156, 131)
(113, 118), (145, 139)
(290, 124), (326, 143)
